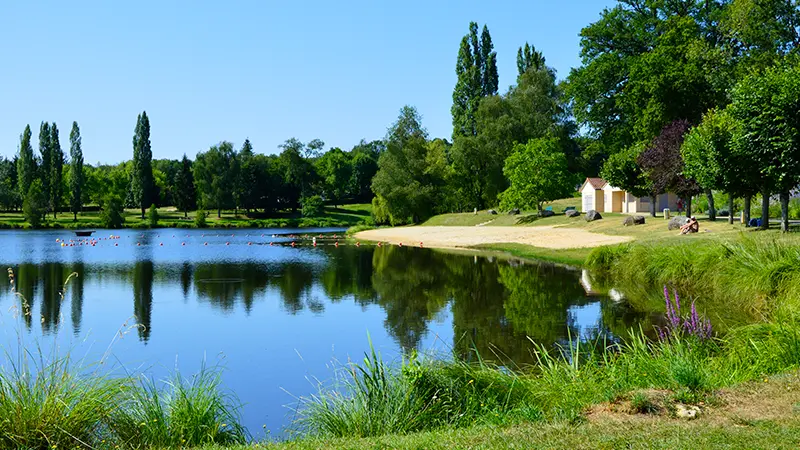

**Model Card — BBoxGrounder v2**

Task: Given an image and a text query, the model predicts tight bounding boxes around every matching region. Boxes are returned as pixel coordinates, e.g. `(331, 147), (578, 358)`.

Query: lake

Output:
(0, 228), (654, 439)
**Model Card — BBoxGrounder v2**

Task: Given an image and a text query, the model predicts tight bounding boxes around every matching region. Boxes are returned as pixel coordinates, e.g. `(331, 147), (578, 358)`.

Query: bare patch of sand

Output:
(354, 226), (631, 250)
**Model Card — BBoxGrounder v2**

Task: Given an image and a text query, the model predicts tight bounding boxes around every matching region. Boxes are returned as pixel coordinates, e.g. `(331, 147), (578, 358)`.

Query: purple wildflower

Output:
(657, 286), (713, 342)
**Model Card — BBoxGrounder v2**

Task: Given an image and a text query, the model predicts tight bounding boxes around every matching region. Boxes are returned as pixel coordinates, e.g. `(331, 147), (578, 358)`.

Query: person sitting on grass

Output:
(679, 216), (700, 235)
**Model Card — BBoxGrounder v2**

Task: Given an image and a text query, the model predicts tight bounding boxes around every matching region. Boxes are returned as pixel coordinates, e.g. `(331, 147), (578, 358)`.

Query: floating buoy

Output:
(377, 242), (382, 247)
(398, 242), (403, 247)
(335, 241), (339, 247)
(226, 242), (230, 246)
(269, 242), (273, 246)
(313, 241), (317, 247)
(248, 242), (252, 246)
(356, 242), (360, 247)
(291, 241), (296, 247)
(182, 242), (186, 246)
(60, 243), (65, 247)
(137, 242), (141, 246)
(160, 243), (164, 246)
(115, 243), (118, 247)
(420, 242), (424, 248)
(204, 242), (208, 246)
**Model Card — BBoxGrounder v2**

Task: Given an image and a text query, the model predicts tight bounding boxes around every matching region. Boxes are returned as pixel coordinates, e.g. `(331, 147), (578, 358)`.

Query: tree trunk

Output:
(686, 196), (692, 218)
(706, 189), (716, 221)
(141, 207), (145, 219)
(761, 187), (770, 230)
(650, 194), (657, 217)
(728, 194), (734, 225)
(744, 195), (751, 226)
(184, 210), (188, 218)
(73, 211), (77, 222)
(218, 208), (221, 219)
(780, 190), (790, 233)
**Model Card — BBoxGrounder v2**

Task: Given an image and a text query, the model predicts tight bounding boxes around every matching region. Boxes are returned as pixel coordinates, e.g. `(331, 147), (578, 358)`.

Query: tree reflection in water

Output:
(0, 246), (652, 363)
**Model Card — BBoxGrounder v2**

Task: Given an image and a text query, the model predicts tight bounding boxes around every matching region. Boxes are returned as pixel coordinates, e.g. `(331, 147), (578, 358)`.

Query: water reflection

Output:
(0, 245), (653, 364)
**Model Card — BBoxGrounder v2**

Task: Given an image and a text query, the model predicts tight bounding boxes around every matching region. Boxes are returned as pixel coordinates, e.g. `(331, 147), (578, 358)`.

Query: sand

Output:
(354, 226), (631, 250)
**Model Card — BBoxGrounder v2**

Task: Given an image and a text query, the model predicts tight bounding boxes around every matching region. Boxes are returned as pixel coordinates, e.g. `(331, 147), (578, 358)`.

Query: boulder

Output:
(565, 210), (581, 218)
(718, 209), (730, 217)
(585, 210), (602, 221)
(508, 208), (520, 215)
(488, 209), (498, 215)
(675, 404), (701, 420)
(668, 216), (690, 231)
(623, 215), (646, 226)
(539, 210), (555, 218)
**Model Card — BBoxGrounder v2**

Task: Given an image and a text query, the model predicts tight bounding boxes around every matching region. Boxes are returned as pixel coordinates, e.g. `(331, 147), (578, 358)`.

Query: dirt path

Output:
(354, 226), (632, 250)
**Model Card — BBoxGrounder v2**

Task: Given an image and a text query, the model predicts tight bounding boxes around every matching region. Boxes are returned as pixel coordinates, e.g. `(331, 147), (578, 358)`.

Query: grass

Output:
(0, 203), (373, 229)
(0, 269), (247, 449)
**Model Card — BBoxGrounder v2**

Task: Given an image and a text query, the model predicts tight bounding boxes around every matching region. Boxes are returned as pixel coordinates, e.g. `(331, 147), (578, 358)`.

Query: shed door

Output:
(584, 193), (593, 212)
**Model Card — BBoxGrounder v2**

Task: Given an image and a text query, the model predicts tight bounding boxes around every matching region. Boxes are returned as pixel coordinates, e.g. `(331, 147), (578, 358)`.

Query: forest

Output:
(4, 2), (800, 231)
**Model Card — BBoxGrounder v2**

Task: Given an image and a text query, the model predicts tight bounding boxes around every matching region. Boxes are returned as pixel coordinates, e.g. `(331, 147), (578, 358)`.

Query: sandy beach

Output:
(354, 225), (632, 250)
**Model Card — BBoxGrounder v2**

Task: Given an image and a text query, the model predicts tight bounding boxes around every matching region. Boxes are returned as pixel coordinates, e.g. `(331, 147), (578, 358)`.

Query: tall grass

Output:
(0, 268), (247, 449)
(297, 318), (800, 439)
(586, 234), (800, 320)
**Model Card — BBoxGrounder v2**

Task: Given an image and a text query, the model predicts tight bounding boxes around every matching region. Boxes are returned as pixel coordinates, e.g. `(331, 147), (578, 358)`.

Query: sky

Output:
(0, 0), (616, 165)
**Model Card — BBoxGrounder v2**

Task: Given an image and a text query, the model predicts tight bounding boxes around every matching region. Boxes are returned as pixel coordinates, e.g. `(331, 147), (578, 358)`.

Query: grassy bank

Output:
(0, 203), (372, 230)
(586, 233), (800, 321)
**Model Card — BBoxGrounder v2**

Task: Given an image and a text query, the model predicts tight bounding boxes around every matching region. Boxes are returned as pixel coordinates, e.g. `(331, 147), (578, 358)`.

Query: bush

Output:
(147, 204), (159, 228)
(195, 210), (208, 228)
(301, 195), (324, 218)
(99, 196), (125, 229)
(22, 180), (46, 228)
(371, 196), (392, 226)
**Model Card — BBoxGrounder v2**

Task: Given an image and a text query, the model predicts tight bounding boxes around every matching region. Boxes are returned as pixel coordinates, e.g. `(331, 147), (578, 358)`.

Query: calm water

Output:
(0, 228), (652, 438)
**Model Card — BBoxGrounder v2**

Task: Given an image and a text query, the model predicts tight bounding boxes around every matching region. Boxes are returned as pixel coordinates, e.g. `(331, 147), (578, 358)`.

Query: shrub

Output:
(22, 180), (46, 228)
(147, 204), (159, 228)
(195, 210), (208, 228)
(371, 196), (392, 226)
(99, 195), (125, 229)
(301, 195), (324, 218)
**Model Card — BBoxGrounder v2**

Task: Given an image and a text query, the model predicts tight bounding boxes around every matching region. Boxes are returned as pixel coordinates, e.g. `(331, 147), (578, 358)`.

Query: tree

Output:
(316, 147), (351, 208)
(17, 126), (36, 201)
(638, 120), (701, 216)
(682, 108), (761, 225)
(728, 59), (800, 232)
(50, 123), (64, 218)
(235, 139), (258, 213)
(129, 111), (154, 218)
(193, 142), (237, 218)
(601, 143), (652, 199)
(279, 138), (316, 212)
(517, 42), (547, 77)
(349, 140), (382, 202)
(0, 158), (19, 211)
(38, 122), (52, 213)
(498, 137), (577, 212)
(23, 180), (46, 228)
(100, 195), (125, 229)
(372, 106), (448, 224)
(305, 138), (325, 158)
(452, 22), (498, 138)
(69, 122), (84, 221)
(174, 154), (196, 217)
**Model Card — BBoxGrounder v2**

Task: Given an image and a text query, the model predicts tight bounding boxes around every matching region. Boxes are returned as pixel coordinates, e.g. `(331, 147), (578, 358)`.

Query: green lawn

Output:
(203, 371), (800, 450)
(0, 203), (373, 229)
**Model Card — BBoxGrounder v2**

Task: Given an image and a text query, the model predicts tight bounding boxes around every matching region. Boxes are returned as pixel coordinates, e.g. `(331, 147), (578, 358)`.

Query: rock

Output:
(566, 210), (581, 218)
(585, 210), (602, 222)
(675, 404), (700, 420)
(488, 209), (498, 215)
(624, 215), (646, 226)
(668, 216), (690, 231)
(539, 210), (555, 218)
(718, 209), (730, 217)
(508, 208), (520, 215)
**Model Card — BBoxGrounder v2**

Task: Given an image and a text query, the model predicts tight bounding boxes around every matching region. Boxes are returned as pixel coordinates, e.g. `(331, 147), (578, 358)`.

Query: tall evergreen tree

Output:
(516, 42), (547, 77)
(69, 121), (84, 221)
(129, 111), (154, 218)
(50, 123), (63, 218)
(452, 22), (498, 138)
(480, 25), (499, 96)
(38, 122), (52, 212)
(17, 125), (35, 200)
(174, 154), (195, 217)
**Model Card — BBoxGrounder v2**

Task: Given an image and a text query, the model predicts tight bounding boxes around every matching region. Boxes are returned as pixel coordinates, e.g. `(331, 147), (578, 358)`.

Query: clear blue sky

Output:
(0, 0), (616, 165)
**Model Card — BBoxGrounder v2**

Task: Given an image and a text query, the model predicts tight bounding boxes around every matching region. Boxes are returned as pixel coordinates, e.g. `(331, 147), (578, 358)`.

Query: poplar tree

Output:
(69, 121), (84, 221)
(17, 125), (36, 199)
(517, 42), (547, 77)
(174, 154), (195, 217)
(38, 122), (52, 212)
(50, 122), (63, 218)
(452, 22), (498, 138)
(129, 111), (154, 218)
